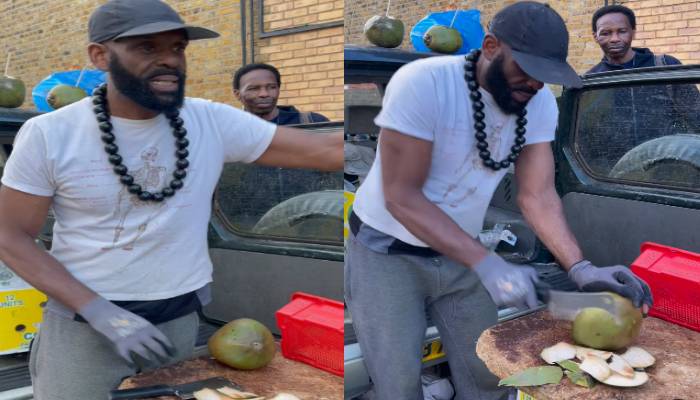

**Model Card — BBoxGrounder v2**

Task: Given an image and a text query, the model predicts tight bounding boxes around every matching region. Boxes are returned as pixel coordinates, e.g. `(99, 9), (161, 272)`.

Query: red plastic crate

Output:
(275, 292), (344, 376)
(631, 242), (700, 332)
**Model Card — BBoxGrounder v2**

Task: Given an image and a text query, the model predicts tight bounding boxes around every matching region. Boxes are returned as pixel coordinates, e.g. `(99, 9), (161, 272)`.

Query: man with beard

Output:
(587, 4), (681, 73)
(0, 0), (341, 398)
(233, 63), (329, 125)
(345, 2), (652, 399)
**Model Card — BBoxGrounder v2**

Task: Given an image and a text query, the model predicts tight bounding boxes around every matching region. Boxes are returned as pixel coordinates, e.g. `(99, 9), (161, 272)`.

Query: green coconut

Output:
(423, 25), (463, 54)
(208, 318), (276, 370)
(0, 75), (25, 108)
(572, 292), (643, 351)
(47, 84), (87, 110)
(364, 15), (404, 48)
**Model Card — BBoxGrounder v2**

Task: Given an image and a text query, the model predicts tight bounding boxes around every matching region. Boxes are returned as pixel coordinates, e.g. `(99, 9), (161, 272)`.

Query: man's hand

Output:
(568, 260), (653, 309)
(473, 253), (544, 309)
(78, 296), (175, 366)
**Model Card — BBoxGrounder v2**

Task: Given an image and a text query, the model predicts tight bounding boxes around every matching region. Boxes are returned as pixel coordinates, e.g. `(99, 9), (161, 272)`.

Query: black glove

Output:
(568, 260), (653, 308)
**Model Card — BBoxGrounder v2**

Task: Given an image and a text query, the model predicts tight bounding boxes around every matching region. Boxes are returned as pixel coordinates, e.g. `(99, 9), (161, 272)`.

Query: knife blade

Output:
(109, 377), (242, 400)
(547, 290), (621, 321)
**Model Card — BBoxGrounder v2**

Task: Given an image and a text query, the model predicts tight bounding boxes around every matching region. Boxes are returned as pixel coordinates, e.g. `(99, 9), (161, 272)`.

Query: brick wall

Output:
(621, 0), (700, 64)
(345, 0), (700, 74)
(0, 0), (343, 121)
(254, 0), (345, 121)
(0, 1), (243, 109)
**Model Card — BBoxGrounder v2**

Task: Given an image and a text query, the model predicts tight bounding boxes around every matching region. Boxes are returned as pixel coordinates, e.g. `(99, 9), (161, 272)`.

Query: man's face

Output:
(105, 30), (188, 112)
(485, 52), (543, 115)
(235, 69), (280, 115)
(594, 12), (635, 61)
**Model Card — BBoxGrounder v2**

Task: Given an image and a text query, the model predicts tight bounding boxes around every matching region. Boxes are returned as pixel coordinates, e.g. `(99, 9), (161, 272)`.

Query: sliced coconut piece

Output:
(602, 371), (649, 387)
(608, 354), (635, 378)
(541, 342), (577, 364)
(194, 388), (232, 400)
(579, 355), (612, 382)
(270, 394), (302, 400)
(620, 346), (656, 368)
(216, 386), (260, 399)
(575, 346), (612, 361)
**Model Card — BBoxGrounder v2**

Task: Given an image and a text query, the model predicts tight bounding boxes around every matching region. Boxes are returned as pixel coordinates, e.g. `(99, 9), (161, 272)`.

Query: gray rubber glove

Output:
(568, 260), (653, 308)
(473, 253), (541, 309)
(78, 296), (175, 366)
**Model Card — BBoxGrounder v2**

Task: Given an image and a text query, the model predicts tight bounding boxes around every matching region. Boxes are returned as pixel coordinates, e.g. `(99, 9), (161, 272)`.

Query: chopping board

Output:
(476, 311), (700, 400)
(118, 346), (343, 400)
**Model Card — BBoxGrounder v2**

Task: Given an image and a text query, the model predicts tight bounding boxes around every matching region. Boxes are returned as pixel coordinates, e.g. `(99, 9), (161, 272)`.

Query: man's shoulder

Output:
(657, 53), (683, 66)
(389, 54), (464, 85)
(585, 61), (607, 75)
(26, 97), (93, 130)
(529, 84), (557, 112)
(306, 111), (329, 123)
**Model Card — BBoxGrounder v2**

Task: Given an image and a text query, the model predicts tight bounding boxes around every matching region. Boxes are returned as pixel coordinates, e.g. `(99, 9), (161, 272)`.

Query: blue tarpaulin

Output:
(32, 70), (106, 112)
(410, 10), (484, 55)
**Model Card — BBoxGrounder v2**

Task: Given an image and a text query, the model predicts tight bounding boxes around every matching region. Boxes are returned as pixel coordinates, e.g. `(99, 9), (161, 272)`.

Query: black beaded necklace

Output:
(92, 83), (189, 202)
(463, 49), (527, 171)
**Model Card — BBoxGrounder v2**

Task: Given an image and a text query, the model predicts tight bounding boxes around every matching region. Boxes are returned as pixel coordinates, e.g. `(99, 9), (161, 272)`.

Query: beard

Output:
(484, 54), (536, 115)
(108, 55), (186, 112)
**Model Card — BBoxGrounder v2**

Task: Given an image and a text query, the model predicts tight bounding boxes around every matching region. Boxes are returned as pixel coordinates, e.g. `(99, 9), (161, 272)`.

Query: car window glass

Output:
(216, 160), (343, 244)
(345, 83), (381, 192)
(0, 149), (5, 177)
(575, 82), (700, 191)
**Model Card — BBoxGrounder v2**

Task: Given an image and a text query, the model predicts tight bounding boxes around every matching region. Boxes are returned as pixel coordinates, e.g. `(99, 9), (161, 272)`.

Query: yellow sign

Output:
(343, 191), (355, 240)
(517, 390), (537, 400)
(421, 339), (446, 362)
(0, 288), (46, 355)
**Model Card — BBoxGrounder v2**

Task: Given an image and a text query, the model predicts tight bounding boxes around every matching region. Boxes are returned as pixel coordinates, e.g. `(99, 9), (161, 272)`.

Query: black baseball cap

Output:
(88, 0), (220, 43)
(489, 1), (582, 88)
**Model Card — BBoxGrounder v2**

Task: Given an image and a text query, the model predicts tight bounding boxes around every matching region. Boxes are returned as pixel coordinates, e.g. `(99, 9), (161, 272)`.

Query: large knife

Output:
(547, 290), (621, 321)
(109, 377), (242, 400)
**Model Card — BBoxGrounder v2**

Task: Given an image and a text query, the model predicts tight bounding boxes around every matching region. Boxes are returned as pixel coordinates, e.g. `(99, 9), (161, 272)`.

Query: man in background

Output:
(233, 63), (329, 125)
(587, 4), (681, 73)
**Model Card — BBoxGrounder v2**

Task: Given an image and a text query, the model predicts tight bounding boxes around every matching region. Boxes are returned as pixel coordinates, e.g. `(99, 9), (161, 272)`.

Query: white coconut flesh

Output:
(270, 394), (302, 400)
(620, 346), (656, 368)
(608, 354), (635, 378)
(575, 345), (612, 361)
(580, 355), (612, 381)
(541, 342), (577, 364)
(602, 371), (649, 387)
(216, 386), (260, 398)
(193, 388), (230, 400)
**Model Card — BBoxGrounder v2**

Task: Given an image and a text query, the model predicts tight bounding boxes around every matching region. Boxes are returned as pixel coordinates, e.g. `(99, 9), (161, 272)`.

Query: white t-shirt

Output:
(353, 55), (558, 246)
(2, 97), (276, 300)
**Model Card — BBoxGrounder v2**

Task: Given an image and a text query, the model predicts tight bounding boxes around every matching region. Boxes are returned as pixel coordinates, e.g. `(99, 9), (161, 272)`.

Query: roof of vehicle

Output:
(345, 44), (436, 84)
(0, 107), (41, 140)
(0, 107), (41, 123)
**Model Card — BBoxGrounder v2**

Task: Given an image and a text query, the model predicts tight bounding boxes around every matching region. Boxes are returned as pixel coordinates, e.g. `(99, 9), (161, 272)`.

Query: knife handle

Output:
(109, 385), (176, 399)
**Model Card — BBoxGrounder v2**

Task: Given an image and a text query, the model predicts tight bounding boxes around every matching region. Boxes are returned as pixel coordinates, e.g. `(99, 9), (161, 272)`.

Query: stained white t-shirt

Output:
(2, 97), (276, 300)
(353, 55), (558, 246)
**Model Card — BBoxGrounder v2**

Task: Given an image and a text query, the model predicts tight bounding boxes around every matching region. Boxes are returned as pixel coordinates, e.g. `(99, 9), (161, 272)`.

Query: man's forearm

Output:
(311, 132), (343, 171)
(518, 189), (583, 270)
(385, 189), (488, 267)
(0, 230), (97, 311)
(255, 128), (343, 171)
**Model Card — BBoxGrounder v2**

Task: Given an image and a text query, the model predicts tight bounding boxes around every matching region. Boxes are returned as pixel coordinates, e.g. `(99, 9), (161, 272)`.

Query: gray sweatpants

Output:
(29, 308), (199, 400)
(345, 233), (508, 400)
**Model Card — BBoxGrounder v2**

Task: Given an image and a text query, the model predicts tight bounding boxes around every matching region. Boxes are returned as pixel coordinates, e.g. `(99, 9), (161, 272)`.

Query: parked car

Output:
(0, 107), (343, 398)
(343, 43), (700, 399)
